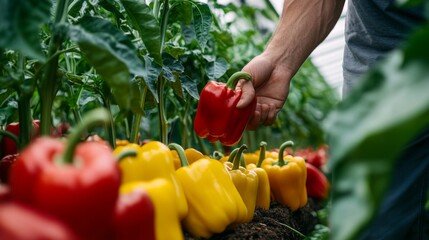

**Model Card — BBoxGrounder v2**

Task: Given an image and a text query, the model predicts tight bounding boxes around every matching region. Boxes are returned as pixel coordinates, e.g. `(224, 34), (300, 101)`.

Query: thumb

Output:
(236, 79), (255, 109)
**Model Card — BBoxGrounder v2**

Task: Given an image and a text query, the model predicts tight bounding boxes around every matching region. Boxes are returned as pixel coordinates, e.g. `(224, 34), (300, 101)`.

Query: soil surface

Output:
(184, 198), (324, 240)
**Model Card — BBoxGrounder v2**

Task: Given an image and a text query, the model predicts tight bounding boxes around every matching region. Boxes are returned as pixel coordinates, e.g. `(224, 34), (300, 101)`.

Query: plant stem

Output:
(16, 54), (32, 150)
(39, 0), (70, 136)
(102, 83), (116, 148)
(130, 86), (148, 143)
(157, 76), (168, 144)
(168, 143), (188, 167)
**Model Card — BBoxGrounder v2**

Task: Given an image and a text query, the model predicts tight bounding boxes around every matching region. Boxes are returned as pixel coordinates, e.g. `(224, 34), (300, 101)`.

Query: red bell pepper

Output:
(306, 162), (330, 200)
(194, 71), (257, 146)
(0, 202), (79, 240)
(0, 154), (18, 184)
(1, 120), (40, 158)
(113, 188), (155, 240)
(9, 108), (121, 240)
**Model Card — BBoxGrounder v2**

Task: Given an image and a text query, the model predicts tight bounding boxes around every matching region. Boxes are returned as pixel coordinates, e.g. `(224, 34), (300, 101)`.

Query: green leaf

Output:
(141, 55), (161, 102)
(68, 16), (146, 111)
(163, 43), (187, 59)
(169, 1), (193, 25)
(179, 74), (199, 100)
(206, 57), (228, 80)
(192, 2), (212, 50)
(121, 0), (162, 64)
(325, 24), (429, 240)
(0, 0), (51, 60)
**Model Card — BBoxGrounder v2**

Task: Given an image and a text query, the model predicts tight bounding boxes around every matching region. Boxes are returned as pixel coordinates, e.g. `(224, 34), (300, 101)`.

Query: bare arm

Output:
(237, 0), (345, 130)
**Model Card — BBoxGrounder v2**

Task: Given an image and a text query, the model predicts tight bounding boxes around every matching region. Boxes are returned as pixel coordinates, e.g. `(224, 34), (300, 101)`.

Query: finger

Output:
(259, 103), (270, 125)
(236, 79), (255, 109)
(264, 104), (278, 126)
(246, 104), (261, 130)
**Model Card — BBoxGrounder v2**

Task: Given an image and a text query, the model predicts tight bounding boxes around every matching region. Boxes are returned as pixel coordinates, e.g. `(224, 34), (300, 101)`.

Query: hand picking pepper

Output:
(114, 141), (188, 220)
(262, 141), (307, 211)
(9, 108), (121, 239)
(113, 187), (155, 240)
(224, 144), (259, 223)
(173, 143), (247, 238)
(194, 71), (257, 146)
(120, 179), (184, 240)
(246, 141), (271, 210)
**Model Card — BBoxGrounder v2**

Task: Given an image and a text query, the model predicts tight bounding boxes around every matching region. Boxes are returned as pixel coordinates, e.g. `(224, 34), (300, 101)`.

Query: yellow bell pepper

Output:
(114, 141), (188, 220)
(173, 143), (247, 239)
(171, 147), (205, 170)
(224, 144), (259, 223)
(262, 141), (307, 211)
(246, 141), (271, 210)
(120, 179), (184, 240)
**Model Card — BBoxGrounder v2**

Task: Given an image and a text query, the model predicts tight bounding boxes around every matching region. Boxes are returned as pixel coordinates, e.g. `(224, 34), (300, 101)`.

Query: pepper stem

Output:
(225, 71), (252, 89)
(115, 149), (138, 162)
(62, 108), (111, 164)
(232, 144), (248, 170)
(169, 143), (189, 167)
(275, 140), (294, 167)
(0, 130), (20, 147)
(227, 148), (239, 163)
(256, 141), (267, 168)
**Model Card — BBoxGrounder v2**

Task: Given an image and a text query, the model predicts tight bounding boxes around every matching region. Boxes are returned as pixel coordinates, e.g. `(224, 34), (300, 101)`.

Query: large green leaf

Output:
(192, 2), (212, 50)
(325, 24), (429, 240)
(0, 0), (51, 60)
(141, 55), (162, 103)
(68, 16), (146, 111)
(206, 57), (228, 80)
(121, 0), (162, 64)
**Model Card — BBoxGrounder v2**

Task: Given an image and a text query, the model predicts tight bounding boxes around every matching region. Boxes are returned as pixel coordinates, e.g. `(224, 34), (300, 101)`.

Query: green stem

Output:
(211, 150), (224, 160)
(159, 0), (170, 51)
(102, 85), (116, 148)
(275, 140), (294, 167)
(256, 141), (267, 168)
(115, 149), (138, 162)
(0, 130), (20, 147)
(130, 86), (148, 143)
(196, 136), (209, 156)
(17, 53), (32, 151)
(168, 143), (188, 167)
(232, 144), (248, 170)
(157, 76), (168, 144)
(62, 108), (111, 164)
(153, 0), (162, 19)
(39, 0), (70, 136)
(227, 148), (239, 163)
(225, 71), (252, 89)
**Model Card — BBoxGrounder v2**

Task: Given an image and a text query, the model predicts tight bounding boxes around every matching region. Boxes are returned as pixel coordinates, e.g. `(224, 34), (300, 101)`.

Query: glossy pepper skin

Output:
(120, 179), (184, 240)
(175, 153), (247, 238)
(114, 141), (188, 220)
(0, 202), (79, 240)
(194, 71), (257, 146)
(306, 162), (330, 200)
(113, 187), (155, 240)
(262, 141), (307, 211)
(246, 142), (271, 210)
(9, 109), (121, 239)
(224, 145), (259, 223)
(9, 138), (121, 239)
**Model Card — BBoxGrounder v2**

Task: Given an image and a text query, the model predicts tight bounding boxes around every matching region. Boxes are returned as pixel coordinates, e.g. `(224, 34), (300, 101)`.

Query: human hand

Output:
(236, 54), (293, 130)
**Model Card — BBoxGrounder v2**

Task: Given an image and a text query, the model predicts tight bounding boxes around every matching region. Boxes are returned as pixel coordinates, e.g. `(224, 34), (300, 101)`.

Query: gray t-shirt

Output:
(342, 0), (425, 95)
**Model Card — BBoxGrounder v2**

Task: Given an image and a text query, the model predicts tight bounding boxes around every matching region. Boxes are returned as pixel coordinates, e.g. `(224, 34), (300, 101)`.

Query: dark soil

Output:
(184, 198), (324, 240)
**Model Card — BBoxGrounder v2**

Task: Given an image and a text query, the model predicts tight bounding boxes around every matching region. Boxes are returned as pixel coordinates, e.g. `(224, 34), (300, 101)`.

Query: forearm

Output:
(264, 0), (345, 78)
